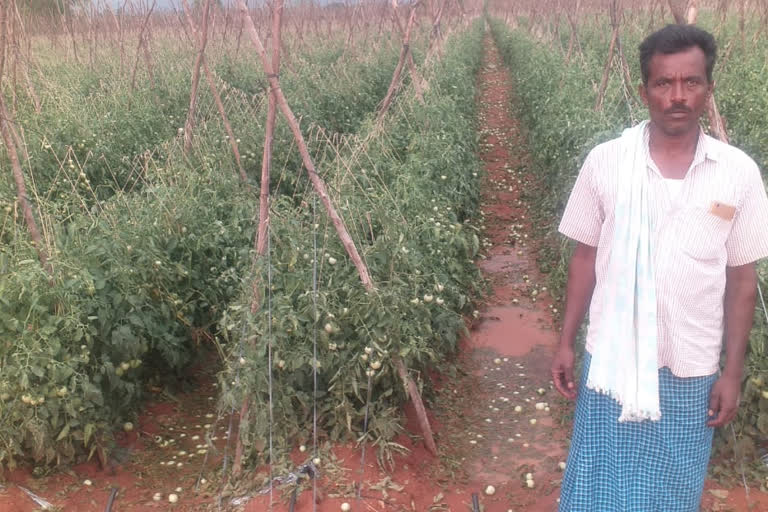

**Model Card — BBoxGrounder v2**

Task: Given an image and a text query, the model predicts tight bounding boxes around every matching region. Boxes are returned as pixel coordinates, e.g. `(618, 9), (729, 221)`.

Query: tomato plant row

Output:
(0, 27), (440, 470)
(217, 20), (486, 470)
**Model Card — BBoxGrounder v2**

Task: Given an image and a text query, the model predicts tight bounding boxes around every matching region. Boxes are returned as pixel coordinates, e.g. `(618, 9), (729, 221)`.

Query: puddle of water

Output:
(473, 306), (554, 357)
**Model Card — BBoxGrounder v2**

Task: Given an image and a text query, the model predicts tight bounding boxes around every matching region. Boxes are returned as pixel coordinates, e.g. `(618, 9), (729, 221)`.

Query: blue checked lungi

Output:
(559, 352), (718, 512)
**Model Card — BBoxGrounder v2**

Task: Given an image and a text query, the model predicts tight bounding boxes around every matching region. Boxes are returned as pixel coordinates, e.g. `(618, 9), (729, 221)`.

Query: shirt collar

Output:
(643, 123), (720, 171)
(697, 130), (720, 163)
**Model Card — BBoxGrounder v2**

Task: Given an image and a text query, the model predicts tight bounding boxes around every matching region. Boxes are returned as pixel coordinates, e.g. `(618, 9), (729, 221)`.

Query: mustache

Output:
(665, 106), (692, 115)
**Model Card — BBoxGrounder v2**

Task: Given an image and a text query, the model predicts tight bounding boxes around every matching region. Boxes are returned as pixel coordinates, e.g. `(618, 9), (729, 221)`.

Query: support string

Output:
(267, 225), (275, 510)
(312, 195), (319, 511)
(355, 372), (374, 505)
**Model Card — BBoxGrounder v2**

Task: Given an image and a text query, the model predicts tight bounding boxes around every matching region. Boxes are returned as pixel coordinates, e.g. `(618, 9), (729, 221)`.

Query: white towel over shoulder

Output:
(586, 120), (661, 423)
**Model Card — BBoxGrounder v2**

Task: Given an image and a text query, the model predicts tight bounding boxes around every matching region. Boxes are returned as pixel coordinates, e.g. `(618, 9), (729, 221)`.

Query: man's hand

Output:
(551, 242), (596, 401)
(552, 343), (577, 399)
(707, 375), (741, 428)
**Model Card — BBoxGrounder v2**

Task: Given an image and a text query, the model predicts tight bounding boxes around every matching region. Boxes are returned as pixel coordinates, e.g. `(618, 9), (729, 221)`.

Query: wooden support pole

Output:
(236, 0), (373, 291)
(232, 0), (285, 476)
(378, 3), (419, 119)
(394, 357), (438, 456)
(180, 0), (248, 184)
(229, 0), (439, 474)
(390, 2), (425, 103)
(594, 2), (619, 112)
(128, 0), (156, 106)
(683, 1), (729, 142)
(667, 0), (687, 24)
(0, 1), (51, 275)
(9, 0), (41, 113)
(183, 0), (212, 154)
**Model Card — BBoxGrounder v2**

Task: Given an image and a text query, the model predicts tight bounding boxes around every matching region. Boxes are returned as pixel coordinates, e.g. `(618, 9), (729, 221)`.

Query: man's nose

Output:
(671, 80), (687, 103)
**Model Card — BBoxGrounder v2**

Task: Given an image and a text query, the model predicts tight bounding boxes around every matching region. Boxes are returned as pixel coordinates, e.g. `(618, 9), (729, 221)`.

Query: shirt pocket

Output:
(676, 204), (734, 261)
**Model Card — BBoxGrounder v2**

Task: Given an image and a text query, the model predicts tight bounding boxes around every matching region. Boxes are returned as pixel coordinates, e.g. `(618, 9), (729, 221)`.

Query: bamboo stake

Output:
(180, 0), (247, 184)
(182, 0), (212, 154)
(255, 0), (283, 259)
(705, 93), (729, 143)
(667, 0), (687, 24)
(565, 0), (585, 65)
(686, 0), (699, 24)
(594, 1), (620, 111)
(378, 3), (419, 119)
(0, 1), (51, 275)
(140, 22), (157, 93)
(684, 3), (730, 142)
(739, 0), (746, 50)
(106, 0), (126, 77)
(63, 8), (81, 64)
(231, 0), (285, 477)
(430, 0), (447, 43)
(9, 0), (41, 113)
(128, 0), (156, 104)
(394, 357), (438, 456)
(234, 0), (439, 471)
(391, 2), (425, 103)
(236, 0), (373, 291)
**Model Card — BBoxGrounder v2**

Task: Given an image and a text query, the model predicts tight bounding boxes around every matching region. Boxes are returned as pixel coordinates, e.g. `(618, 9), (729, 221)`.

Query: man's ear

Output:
(638, 83), (648, 106)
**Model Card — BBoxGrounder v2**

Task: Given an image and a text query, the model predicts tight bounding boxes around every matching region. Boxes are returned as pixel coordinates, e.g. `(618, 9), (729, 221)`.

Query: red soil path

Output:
(2, 32), (767, 512)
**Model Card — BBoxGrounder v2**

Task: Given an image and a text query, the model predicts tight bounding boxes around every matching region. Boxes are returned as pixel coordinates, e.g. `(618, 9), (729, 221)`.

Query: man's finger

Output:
(708, 388), (721, 418)
(552, 370), (566, 395)
(707, 392), (731, 427)
(552, 368), (576, 399)
(709, 404), (737, 428)
(564, 366), (575, 391)
(552, 370), (569, 398)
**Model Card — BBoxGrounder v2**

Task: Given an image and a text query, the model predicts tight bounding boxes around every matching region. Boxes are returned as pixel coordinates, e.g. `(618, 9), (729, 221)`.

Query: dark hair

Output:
(639, 24), (717, 85)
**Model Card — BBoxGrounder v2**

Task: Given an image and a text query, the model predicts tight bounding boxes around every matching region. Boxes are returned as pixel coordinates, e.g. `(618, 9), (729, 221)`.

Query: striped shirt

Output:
(559, 125), (768, 377)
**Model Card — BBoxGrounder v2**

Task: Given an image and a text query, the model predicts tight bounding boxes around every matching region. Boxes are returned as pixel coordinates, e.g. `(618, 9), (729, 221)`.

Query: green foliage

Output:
(0, 167), (253, 469)
(1, 17), (484, 472)
(10, 38), (400, 208)
(0, 28), (412, 470)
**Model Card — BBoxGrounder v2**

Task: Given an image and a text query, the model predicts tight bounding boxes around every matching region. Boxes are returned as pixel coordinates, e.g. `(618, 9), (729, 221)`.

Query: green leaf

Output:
(84, 423), (95, 446)
(56, 423), (70, 442)
(757, 413), (768, 435)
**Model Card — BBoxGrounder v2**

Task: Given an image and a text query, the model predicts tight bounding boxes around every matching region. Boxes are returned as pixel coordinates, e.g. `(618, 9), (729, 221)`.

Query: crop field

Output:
(1, 0), (768, 511)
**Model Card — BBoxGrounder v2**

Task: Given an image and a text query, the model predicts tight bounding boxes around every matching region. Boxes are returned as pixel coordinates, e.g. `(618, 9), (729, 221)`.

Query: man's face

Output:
(639, 46), (713, 138)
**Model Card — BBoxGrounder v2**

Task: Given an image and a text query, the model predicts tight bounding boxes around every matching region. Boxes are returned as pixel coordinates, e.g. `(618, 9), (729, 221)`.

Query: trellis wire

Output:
(215, 310), (249, 507)
(758, 280), (768, 352)
(267, 226), (275, 509)
(312, 194), (319, 511)
(355, 373), (374, 505)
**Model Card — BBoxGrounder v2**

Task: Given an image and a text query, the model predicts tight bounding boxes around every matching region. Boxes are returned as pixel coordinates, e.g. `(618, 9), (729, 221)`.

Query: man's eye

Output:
(656, 80), (670, 87)
(687, 78), (700, 86)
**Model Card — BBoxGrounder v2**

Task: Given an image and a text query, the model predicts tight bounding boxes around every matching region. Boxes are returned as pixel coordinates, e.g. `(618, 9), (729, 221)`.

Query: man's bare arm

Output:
(551, 242), (598, 399)
(708, 262), (758, 427)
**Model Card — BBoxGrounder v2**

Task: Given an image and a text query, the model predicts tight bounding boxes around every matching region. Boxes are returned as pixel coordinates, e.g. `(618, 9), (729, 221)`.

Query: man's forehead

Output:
(647, 47), (707, 74)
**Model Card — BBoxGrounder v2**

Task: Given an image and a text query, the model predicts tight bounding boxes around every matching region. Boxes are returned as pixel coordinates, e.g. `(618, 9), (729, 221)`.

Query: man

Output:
(552, 24), (768, 511)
